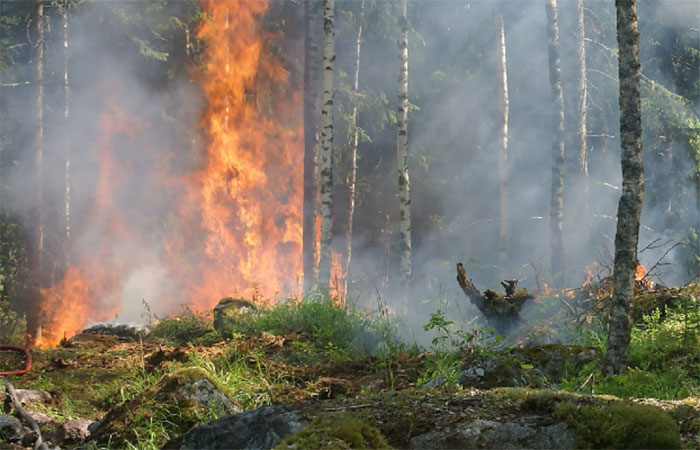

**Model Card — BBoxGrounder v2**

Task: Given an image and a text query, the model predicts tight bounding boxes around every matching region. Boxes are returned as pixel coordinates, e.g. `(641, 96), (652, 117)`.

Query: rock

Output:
(213, 298), (257, 334)
(423, 375), (447, 389)
(81, 323), (148, 341)
(13, 389), (52, 406)
(25, 410), (53, 425)
(510, 345), (597, 383)
(61, 419), (92, 444)
(164, 404), (308, 450)
(89, 367), (240, 447)
(458, 357), (543, 389)
(0, 415), (23, 442)
(409, 419), (575, 449)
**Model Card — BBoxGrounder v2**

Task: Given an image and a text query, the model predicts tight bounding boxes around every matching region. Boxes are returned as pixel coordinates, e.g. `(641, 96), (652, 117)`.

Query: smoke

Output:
(1, 0), (697, 344)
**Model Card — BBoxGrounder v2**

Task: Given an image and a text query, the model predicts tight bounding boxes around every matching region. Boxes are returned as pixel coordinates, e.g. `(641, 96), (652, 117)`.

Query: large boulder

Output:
(0, 415), (24, 443)
(164, 403), (308, 450)
(213, 298), (258, 334)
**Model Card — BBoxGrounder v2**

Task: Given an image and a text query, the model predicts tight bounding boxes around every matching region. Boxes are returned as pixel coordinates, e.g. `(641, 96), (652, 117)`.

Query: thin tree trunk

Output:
(63, 0), (71, 243)
(317, 0), (335, 297)
(546, 0), (565, 287)
(495, 11), (509, 277)
(396, 0), (411, 282)
(576, 0), (589, 221)
(303, 0), (321, 293)
(28, 0), (45, 340)
(606, 0), (644, 376)
(343, 0), (364, 303)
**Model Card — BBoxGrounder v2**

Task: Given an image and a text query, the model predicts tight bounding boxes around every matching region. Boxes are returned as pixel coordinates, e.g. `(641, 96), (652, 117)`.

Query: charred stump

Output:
(456, 262), (533, 335)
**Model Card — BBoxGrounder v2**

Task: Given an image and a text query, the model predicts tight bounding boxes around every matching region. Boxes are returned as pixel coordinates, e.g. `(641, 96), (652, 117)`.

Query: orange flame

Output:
(635, 264), (654, 289)
(330, 250), (346, 301)
(38, 1), (303, 347)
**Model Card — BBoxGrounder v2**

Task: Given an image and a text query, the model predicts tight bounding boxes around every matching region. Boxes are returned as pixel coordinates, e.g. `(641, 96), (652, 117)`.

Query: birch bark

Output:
(343, 0), (365, 302)
(317, 0), (335, 296)
(396, 0), (412, 282)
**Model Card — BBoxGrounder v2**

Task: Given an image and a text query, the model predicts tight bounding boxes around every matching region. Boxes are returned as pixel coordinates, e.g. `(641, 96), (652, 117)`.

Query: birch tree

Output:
(546, 0), (565, 287)
(317, 0), (335, 296)
(343, 0), (365, 301)
(62, 0), (71, 244)
(495, 11), (509, 276)
(303, 0), (321, 292)
(396, 0), (411, 282)
(575, 0), (589, 221)
(606, 0), (644, 376)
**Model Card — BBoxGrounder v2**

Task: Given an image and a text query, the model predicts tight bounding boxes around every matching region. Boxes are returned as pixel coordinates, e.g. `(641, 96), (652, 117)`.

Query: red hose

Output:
(0, 345), (32, 376)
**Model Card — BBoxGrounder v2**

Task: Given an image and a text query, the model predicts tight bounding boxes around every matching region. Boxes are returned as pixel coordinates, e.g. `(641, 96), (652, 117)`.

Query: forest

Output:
(0, 0), (699, 448)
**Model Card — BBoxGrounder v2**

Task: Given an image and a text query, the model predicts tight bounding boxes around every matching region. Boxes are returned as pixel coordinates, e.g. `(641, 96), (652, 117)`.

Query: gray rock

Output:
(0, 415), (23, 442)
(165, 404), (308, 450)
(213, 298), (257, 334)
(170, 378), (241, 418)
(61, 418), (93, 444)
(458, 357), (540, 389)
(409, 419), (574, 449)
(14, 389), (52, 406)
(423, 375), (447, 389)
(26, 410), (53, 425)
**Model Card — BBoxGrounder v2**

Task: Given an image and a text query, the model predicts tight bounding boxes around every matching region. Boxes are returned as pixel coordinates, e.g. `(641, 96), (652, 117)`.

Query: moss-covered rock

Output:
(510, 344), (598, 383)
(555, 401), (682, 449)
(213, 297), (258, 334)
(274, 412), (392, 450)
(88, 367), (239, 448)
(458, 356), (544, 389)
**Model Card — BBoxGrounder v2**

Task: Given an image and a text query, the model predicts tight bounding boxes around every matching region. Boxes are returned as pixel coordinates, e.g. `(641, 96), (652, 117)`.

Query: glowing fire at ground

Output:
(38, 0), (303, 347)
(635, 264), (654, 290)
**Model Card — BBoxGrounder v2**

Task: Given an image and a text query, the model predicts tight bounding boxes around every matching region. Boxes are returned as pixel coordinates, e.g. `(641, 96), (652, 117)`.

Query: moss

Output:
(275, 412), (392, 450)
(555, 401), (682, 449)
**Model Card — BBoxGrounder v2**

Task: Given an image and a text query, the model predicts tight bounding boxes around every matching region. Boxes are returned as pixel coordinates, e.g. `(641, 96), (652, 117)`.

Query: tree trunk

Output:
(575, 0), (589, 222)
(495, 11), (509, 277)
(303, 0), (322, 293)
(28, 0), (45, 340)
(63, 0), (71, 243)
(317, 0), (335, 297)
(396, 0), (411, 282)
(343, 0), (365, 303)
(605, 0), (644, 376)
(546, 0), (565, 287)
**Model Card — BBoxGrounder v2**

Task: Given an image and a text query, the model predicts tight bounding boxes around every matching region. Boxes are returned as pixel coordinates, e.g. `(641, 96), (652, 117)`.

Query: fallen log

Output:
(456, 262), (534, 335)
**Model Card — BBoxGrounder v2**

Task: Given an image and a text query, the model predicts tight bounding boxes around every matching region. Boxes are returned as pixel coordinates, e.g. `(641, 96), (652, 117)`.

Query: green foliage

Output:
(275, 412), (392, 450)
(148, 307), (218, 346)
(236, 294), (384, 363)
(0, 299), (26, 345)
(555, 401), (681, 449)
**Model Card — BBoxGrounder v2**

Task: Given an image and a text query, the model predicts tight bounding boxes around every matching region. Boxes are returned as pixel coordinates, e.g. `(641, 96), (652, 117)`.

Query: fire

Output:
(37, 1), (303, 347)
(330, 250), (346, 301)
(635, 264), (654, 289)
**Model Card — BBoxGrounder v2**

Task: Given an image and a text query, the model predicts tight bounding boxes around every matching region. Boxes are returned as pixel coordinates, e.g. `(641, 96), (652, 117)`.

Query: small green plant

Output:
(148, 306), (218, 345)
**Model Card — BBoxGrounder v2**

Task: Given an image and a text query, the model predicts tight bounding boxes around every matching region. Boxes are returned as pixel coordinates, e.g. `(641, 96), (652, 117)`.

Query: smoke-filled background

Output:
(1, 0), (698, 346)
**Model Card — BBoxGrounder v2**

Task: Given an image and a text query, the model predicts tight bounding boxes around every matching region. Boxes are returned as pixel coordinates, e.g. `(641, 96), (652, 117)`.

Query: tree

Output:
(303, 0), (321, 292)
(494, 11), (509, 276)
(575, 0), (589, 220)
(27, 0), (45, 339)
(545, 0), (565, 287)
(605, 0), (644, 376)
(317, 0), (335, 296)
(396, 0), (411, 282)
(343, 0), (365, 302)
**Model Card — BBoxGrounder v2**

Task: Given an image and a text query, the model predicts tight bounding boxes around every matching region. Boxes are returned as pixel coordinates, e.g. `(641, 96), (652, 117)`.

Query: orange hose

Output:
(0, 345), (32, 375)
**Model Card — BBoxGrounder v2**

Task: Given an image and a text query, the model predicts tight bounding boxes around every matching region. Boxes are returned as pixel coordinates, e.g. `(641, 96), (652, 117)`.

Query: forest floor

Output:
(1, 282), (700, 449)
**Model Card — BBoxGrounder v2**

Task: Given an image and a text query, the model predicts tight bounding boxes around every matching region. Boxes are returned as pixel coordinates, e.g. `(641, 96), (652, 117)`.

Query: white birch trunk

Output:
(317, 0), (335, 296)
(495, 12), (509, 276)
(576, 0), (589, 219)
(396, 0), (411, 282)
(343, 0), (365, 303)
(63, 0), (71, 242)
(303, 0), (322, 292)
